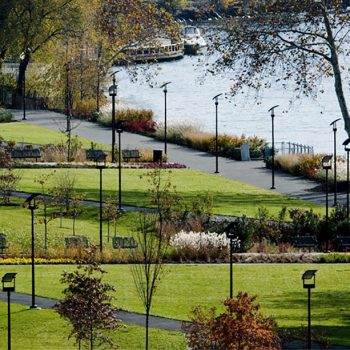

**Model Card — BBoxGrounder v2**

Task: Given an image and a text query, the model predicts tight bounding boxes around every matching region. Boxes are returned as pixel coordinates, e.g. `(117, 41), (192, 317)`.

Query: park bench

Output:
(112, 236), (138, 249)
(85, 149), (108, 163)
(335, 236), (350, 252)
(11, 148), (41, 161)
(291, 236), (318, 252)
(122, 149), (141, 162)
(0, 234), (8, 254)
(65, 235), (89, 249)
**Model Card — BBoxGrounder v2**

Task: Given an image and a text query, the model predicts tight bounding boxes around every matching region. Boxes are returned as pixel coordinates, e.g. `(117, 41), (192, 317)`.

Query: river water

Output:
(112, 54), (350, 155)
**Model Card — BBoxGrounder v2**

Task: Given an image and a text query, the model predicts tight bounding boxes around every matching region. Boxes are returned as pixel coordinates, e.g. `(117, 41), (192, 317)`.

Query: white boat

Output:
(182, 26), (207, 55)
(122, 38), (184, 63)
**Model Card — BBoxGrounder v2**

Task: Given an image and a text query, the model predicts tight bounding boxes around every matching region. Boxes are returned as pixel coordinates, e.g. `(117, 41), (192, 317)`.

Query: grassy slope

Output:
(0, 122), (107, 149)
(0, 264), (349, 346)
(16, 168), (323, 217)
(0, 303), (186, 350)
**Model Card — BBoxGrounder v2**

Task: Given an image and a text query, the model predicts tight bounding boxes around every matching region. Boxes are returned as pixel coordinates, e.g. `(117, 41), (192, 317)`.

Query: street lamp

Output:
(24, 193), (40, 309)
(225, 221), (239, 299)
(212, 93), (223, 174)
(343, 138), (350, 220)
(116, 120), (125, 211)
(20, 51), (27, 121)
(160, 82), (171, 155)
(268, 105), (280, 189)
(109, 72), (118, 163)
(330, 118), (341, 206)
(322, 155), (332, 246)
(2, 273), (17, 350)
(96, 161), (106, 254)
(302, 269), (317, 350)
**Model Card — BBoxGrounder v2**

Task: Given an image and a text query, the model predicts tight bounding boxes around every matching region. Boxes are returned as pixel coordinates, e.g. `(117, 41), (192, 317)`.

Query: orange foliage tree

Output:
(183, 291), (281, 350)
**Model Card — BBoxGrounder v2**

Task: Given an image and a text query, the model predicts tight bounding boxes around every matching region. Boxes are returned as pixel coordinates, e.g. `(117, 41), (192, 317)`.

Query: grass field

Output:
(0, 303), (186, 350)
(15, 168), (323, 217)
(0, 197), (140, 252)
(0, 122), (107, 149)
(0, 264), (349, 346)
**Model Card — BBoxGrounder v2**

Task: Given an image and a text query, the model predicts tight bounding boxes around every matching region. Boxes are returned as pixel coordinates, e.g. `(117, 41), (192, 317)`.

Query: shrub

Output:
(275, 154), (300, 175)
(296, 153), (325, 179)
(318, 253), (350, 263)
(274, 153), (325, 180)
(99, 108), (155, 133)
(72, 98), (97, 121)
(288, 208), (321, 236)
(169, 230), (240, 261)
(183, 292), (281, 350)
(0, 109), (14, 123)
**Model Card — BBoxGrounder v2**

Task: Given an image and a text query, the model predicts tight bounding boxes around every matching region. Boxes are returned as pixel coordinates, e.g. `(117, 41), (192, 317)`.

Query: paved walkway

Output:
(0, 291), (347, 349)
(11, 109), (337, 206)
(0, 291), (183, 332)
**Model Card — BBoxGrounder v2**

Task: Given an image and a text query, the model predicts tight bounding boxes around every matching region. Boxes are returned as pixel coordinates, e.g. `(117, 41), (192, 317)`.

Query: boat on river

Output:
(182, 26), (207, 55)
(122, 38), (184, 63)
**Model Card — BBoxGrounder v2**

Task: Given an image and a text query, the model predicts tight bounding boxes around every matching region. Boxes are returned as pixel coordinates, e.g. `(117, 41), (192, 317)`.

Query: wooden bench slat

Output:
(122, 149), (141, 162)
(85, 150), (108, 162)
(292, 236), (318, 248)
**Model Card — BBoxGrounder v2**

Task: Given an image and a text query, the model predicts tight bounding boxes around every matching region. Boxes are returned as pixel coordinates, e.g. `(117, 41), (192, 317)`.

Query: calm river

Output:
(113, 54), (350, 154)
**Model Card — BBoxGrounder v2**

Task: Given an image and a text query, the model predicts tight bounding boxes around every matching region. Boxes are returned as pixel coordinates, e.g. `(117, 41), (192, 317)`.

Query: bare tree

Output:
(209, 0), (350, 135)
(35, 172), (56, 252)
(130, 167), (180, 350)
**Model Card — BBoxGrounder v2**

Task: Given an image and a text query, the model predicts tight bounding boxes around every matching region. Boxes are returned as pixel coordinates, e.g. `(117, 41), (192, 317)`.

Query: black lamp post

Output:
(25, 193), (40, 309)
(225, 221), (239, 299)
(2, 273), (17, 350)
(268, 105), (280, 189)
(302, 269), (317, 350)
(96, 161), (106, 254)
(322, 155), (332, 246)
(212, 93), (223, 174)
(116, 120), (125, 211)
(20, 52), (26, 121)
(343, 138), (350, 220)
(109, 72), (118, 163)
(330, 118), (341, 206)
(160, 82), (171, 155)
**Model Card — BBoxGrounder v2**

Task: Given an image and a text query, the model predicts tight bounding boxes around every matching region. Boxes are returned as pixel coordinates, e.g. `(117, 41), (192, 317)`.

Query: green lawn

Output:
(0, 122), (107, 149)
(0, 197), (140, 251)
(0, 303), (186, 350)
(16, 168), (323, 217)
(0, 264), (349, 346)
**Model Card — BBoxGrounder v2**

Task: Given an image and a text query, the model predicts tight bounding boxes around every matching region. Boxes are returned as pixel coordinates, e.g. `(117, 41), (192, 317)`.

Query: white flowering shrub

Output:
(170, 230), (240, 262)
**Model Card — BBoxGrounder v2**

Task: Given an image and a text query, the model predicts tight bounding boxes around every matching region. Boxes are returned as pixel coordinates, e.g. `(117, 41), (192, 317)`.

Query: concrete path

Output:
(0, 291), (183, 332)
(0, 291), (347, 349)
(10, 109), (336, 206)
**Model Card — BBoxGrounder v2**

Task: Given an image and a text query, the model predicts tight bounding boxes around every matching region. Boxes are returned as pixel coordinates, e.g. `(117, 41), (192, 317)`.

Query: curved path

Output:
(10, 109), (335, 206)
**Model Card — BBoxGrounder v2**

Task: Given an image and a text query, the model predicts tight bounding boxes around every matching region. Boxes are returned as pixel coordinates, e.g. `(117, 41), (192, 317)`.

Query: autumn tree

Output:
(55, 248), (119, 350)
(3, 0), (83, 96)
(183, 291), (281, 350)
(99, 0), (181, 65)
(209, 0), (350, 136)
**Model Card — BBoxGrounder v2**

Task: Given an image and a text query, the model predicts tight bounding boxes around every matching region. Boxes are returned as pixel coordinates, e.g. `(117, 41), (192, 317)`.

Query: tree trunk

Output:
(145, 306), (150, 350)
(332, 59), (350, 137)
(322, 6), (350, 137)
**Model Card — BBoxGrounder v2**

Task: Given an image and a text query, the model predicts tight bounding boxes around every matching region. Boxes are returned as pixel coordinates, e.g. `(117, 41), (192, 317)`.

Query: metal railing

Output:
(268, 141), (314, 155)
